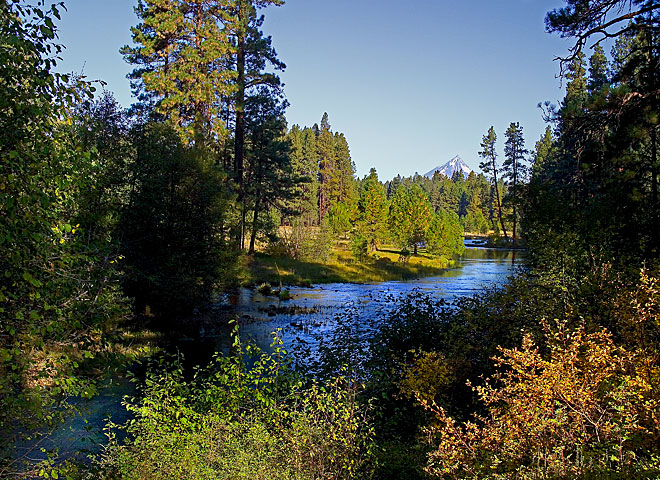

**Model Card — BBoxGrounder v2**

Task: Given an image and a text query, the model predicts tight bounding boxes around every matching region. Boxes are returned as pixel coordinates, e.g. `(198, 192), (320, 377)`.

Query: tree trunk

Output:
(234, 0), (247, 248)
(248, 193), (260, 255)
(512, 153), (518, 250)
(512, 205), (517, 251)
(653, 126), (658, 207)
(492, 160), (508, 240)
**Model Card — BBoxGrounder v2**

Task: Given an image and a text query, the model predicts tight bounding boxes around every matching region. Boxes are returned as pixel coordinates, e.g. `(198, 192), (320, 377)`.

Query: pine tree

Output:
(425, 210), (465, 257)
(479, 126), (508, 239)
(122, 0), (233, 143)
(286, 125), (318, 226)
(357, 168), (388, 251)
(588, 44), (609, 94)
(333, 132), (357, 207)
(244, 91), (296, 254)
(563, 51), (588, 121)
(225, 0), (285, 234)
(532, 126), (555, 176)
(389, 184), (433, 254)
(503, 122), (528, 248)
(317, 112), (335, 222)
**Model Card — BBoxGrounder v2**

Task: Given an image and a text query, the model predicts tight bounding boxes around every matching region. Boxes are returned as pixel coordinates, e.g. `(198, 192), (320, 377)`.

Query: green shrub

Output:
(351, 233), (369, 262)
(99, 330), (375, 479)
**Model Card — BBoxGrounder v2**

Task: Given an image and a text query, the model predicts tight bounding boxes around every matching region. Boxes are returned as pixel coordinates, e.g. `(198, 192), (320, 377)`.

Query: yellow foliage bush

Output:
(419, 270), (660, 479)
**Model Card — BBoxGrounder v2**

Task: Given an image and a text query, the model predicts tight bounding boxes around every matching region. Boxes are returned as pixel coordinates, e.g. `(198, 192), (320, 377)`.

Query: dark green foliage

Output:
(588, 44), (609, 94)
(0, 3), (132, 474)
(244, 91), (299, 254)
(316, 113), (357, 223)
(502, 122), (528, 246)
(532, 125), (555, 174)
(527, 4), (660, 267)
(545, 0), (660, 72)
(479, 126), (508, 237)
(120, 123), (234, 316)
(286, 124), (319, 225)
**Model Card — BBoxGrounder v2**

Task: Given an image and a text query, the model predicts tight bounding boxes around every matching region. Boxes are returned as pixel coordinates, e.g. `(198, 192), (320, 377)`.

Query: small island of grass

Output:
(240, 243), (456, 287)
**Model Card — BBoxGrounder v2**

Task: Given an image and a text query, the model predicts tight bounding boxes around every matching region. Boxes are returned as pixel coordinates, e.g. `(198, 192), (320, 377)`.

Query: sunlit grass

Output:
(241, 243), (453, 286)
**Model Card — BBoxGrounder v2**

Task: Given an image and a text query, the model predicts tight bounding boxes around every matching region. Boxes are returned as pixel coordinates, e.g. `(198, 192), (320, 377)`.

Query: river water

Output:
(37, 239), (521, 462)
(222, 239), (521, 356)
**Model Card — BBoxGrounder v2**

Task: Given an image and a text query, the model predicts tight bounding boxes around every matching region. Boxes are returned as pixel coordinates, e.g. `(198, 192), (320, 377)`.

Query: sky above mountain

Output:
(55, 0), (573, 180)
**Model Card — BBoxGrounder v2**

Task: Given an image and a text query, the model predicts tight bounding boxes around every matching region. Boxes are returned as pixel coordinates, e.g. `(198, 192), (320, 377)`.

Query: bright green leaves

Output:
(388, 184), (432, 253)
(356, 168), (388, 251)
(100, 336), (374, 479)
(1, 3), (131, 475)
(425, 210), (464, 258)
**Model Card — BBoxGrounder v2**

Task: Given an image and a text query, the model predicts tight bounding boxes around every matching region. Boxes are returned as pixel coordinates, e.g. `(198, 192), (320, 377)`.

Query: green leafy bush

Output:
(99, 330), (375, 479)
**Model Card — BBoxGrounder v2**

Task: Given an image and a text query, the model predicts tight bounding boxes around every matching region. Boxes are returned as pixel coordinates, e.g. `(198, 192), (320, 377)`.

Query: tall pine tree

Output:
(479, 126), (508, 238)
(503, 122), (528, 248)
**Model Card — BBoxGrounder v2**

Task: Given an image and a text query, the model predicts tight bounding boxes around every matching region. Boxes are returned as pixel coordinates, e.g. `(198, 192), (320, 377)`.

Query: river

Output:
(216, 239), (521, 357)
(33, 239), (522, 463)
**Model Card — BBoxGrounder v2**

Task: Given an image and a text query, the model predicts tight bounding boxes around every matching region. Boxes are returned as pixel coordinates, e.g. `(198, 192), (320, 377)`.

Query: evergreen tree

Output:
(316, 113), (334, 222)
(244, 91), (297, 254)
(333, 132), (358, 206)
(588, 44), (609, 94)
(529, 3), (660, 262)
(286, 125), (318, 226)
(388, 174), (402, 198)
(389, 184), (433, 254)
(122, 0), (233, 143)
(120, 123), (234, 315)
(425, 210), (465, 258)
(479, 126), (508, 238)
(328, 201), (354, 239)
(503, 122), (528, 248)
(225, 0), (285, 242)
(563, 51), (588, 115)
(356, 168), (388, 251)
(532, 126), (556, 176)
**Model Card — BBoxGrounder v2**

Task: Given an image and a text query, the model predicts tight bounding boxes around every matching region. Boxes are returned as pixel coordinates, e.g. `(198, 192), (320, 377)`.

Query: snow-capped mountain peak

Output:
(424, 155), (472, 179)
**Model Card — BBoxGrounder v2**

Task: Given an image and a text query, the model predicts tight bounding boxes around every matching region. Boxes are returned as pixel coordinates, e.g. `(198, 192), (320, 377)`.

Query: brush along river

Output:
(38, 239), (522, 462)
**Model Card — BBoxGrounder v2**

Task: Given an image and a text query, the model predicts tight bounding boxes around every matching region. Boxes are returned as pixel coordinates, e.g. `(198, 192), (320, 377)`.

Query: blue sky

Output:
(55, 0), (574, 180)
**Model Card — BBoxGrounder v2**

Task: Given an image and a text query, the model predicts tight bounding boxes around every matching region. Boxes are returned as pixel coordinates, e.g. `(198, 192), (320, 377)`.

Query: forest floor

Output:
(239, 244), (453, 286)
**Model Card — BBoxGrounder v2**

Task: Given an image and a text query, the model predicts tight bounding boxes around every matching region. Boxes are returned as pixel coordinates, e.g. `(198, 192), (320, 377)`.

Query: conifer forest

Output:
(2, 1), (660, 478)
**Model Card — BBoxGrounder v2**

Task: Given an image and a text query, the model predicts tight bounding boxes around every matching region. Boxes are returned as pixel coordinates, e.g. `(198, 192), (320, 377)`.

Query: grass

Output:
(239, 244), (454, 287)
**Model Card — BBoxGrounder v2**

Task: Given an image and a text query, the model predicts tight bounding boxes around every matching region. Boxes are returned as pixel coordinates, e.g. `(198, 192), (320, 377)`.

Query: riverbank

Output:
(238, 245), (455, 286)
(465, 233), (528, 249)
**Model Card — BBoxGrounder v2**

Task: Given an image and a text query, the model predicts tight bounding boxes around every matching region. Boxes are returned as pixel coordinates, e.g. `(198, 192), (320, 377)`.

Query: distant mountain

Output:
(424, 155), (473, 179)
